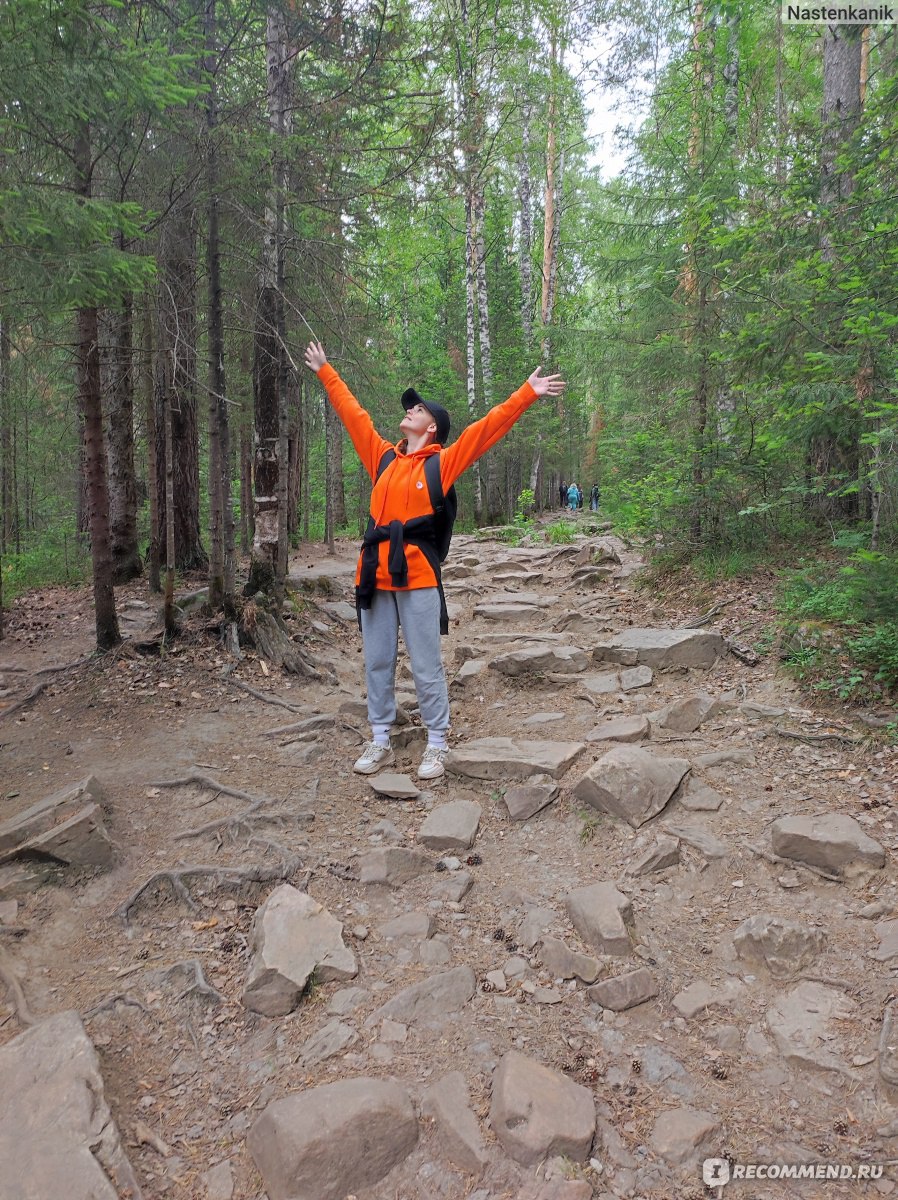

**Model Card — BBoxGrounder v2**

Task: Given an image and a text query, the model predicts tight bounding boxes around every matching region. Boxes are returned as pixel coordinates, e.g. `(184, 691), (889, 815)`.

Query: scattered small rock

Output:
(418, 801), (482, 851)
(587, 967), (658, 1011)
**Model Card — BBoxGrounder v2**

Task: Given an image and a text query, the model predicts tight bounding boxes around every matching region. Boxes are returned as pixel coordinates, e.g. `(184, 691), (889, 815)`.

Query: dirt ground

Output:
(1, 519), (898, 1200)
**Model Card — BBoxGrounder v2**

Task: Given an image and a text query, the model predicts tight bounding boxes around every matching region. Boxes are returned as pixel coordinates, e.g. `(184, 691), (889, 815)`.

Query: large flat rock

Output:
(766, 981), (856, 1073)
(490, 1051), (596, 1166)
(243, 885), (357, 1017)
(489, 645), (589, 676)
(0, 776), (114, 868)
(573, 746), (689, 828)
(0, 1011), (143, 1200)
(771, 814), (885, 878)
(446, 738), (585, 782)
(593, 628), (725, 669)
(248, 1078), (418, 1200)
(369, 965), (476, 1026)
(418, 801), (482, 851)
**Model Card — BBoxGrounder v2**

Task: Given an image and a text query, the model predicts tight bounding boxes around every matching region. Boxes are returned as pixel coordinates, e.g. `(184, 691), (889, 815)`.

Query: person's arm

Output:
(439, 367), (566, 489)
(304, 341), (392, 479)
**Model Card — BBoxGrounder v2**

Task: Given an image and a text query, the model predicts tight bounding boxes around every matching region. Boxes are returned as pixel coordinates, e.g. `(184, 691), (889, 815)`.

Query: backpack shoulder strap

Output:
(422, 452), (446, 513)
(375, 448), (396, 481)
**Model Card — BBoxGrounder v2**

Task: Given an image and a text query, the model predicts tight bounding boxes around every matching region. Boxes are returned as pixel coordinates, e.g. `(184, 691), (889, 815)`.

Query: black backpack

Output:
(375, 449), (458, 561)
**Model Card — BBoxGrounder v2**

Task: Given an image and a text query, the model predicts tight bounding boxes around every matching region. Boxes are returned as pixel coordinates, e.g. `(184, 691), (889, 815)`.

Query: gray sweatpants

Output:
(359, 587), (450, 740)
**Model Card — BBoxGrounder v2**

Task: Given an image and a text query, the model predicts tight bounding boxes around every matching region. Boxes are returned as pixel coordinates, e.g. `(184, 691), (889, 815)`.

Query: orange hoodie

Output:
(317, 363), (539, 591)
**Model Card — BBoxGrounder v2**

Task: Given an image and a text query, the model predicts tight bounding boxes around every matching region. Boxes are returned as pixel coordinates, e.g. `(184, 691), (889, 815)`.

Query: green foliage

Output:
(2, 523), (90, 601)
(778, 546), (898, 700)
(544, 520), (576, 544)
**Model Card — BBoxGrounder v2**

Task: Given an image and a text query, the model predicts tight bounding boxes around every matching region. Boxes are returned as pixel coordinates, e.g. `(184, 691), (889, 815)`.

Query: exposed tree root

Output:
(772, 725), (862, 747)
(226, 677), (310, 712)
(86, 992), (151, 1018)
(163, 959), (227, 1005)
(152, 771), (269, 805)
(115, 849), (302, 924)
(245, 607), (334, 681)
(149, 772), (312, 843)
(746, 842), (842, 883)
(0, 948), (36, 1027)
(0, 681), (49, 720)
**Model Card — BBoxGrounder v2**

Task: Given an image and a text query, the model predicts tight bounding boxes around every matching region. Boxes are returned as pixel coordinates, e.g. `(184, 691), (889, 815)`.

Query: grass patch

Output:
(2, 524), (91, 602)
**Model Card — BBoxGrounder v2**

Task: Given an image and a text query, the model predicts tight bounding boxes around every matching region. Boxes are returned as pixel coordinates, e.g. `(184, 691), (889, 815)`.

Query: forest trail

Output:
(1, 520), (896, 1200)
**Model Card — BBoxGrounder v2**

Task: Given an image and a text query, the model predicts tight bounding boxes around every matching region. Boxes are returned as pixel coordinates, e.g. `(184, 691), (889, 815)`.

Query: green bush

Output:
(544, 520), (576, 544)
(2, 524), (90, 602)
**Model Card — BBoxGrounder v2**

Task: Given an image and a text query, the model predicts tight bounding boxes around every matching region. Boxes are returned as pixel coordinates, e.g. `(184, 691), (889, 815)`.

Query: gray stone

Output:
(423, 1071), (488, 1174)
(359, 847), (433, 886)
(432, 871), (474, 902)
(593, 628), (725, 669)
(485, 969), (507, 991)
(540, 936), (602, 983)
(879, 1001), (898, 1087)
(369, 773), (420, 800)
(679, 780), (725, 812)
(0, 899), (17, 923)
(0, 1010), (143, 1200)
(533, 987), (563, 1004)
(322, 600), (358, 621)
(379, 1018), (407, 1043)
(523, 711), (566, 725)
(328, 987), (370, 1016)
(0, 861), (56, 898)
(490, 1051), (596, 1166)
(663, 820), (729, 860)
(455, 658), (488, 683)
(874, 919), (898, 962)
(0, 776), (105, 855)
(580, 671), (621, 696)
(771, 814), (885, 878)
(490, 645), (589, 676)
(766, 981), (856, 1072)
(419, 939), (452, 966)
(694, 749), (756, 770)
(740, 701), (786, 719)
(379, 911), (436, 941)
(300, 1019), (358, 1065)
(6, 803), (115, 868)
(733, 914), (826, 978)
(520, 905), (556, 950)
(370, 966), (476, 1026)
(504, 782), (559, 821)
(672, 981), (726, 1019)
(248, 1078), (418, 1200)
(620, 665), (654, 690)
(201, 1160), (234, 1200)
(586, 716), (651, 744)
(418, 801), (482, 851)
(565, 882), (634, 955)
(650, 1107), (720, 1165)
(573, 746), (690, 828)
(446, 738), (585, 782)
(587, 967), (658, 1011)
(243, 885), (357, 1017)
(370, 819), (403, 842)
(653, 693), (720, 733)
(628, 834), (680, 876)
(474, 603), (539, 623)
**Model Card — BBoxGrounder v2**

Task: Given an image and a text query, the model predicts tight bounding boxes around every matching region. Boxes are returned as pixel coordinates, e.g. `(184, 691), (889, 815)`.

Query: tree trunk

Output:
(518, 102), (534, 352)
(156, 197), (207, 572)
(464, 188), (484, 522)
(820, 25), (862, 261)
(473, 185), (499, 519)
(106, 295), (142, 583)
(74, 121), (120, 652)
(205, 0), (234, 612)
(326, 401), (346, 528)
(240, 421), (253, 554)
(144, 304), (161, 592)
(247, 7), (294, 597)
(0, 315), (13, 555)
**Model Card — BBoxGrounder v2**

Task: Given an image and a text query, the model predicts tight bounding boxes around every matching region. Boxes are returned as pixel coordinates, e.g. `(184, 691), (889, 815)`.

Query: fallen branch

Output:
(0, 948), (36, 1027)
(86, 992), (151, 1018)
(226, 677), (309, 712)
(163, 958), (227, 1005)
(746, 842), (842, 883)
(681, 601), (731, 629)
(115, 851), (302, 924)
(134, 1120), (173, 1158)
(772, 725), (862, 747)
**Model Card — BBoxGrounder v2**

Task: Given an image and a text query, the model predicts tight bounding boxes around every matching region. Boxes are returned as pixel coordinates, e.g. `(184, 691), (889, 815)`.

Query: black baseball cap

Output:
(401, 387), (450, 445)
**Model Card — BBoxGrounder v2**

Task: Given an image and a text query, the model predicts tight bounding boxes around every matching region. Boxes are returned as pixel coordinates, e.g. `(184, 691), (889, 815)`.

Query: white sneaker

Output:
(353, 741), (395, 775)
(418, 745), (448, 780)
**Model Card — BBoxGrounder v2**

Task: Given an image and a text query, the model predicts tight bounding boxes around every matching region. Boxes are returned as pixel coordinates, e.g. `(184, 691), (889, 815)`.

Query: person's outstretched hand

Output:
(304, 341), (327, 372)
(528, 367), (566, 397)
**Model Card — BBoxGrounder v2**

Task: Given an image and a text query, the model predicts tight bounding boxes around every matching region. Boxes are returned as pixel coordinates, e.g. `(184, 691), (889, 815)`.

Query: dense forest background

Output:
(1, 0), (896, 699)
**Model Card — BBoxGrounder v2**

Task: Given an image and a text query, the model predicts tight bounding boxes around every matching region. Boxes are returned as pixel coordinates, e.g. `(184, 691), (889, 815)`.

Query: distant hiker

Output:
(567, 482), (579, 512)
(590, 483), (600, 511)
(304, 340), (566, 779)
(559, 479), (568, 508)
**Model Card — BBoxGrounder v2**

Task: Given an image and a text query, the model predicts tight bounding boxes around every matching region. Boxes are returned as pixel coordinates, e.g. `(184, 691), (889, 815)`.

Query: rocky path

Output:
(1, 521), (897, 1200)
